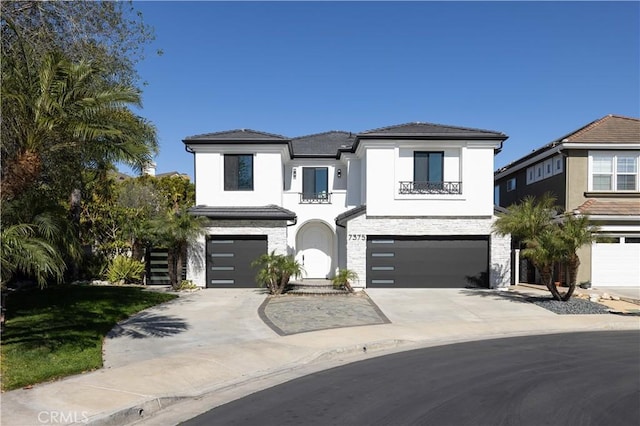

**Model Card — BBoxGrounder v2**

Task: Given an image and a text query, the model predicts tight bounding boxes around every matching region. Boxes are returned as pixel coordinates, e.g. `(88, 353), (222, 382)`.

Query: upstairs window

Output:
(414, 151), (444, 183)
(617, 155), (638, 191)
(224, 154), (253, 191)
(506, 178), (516, 192)
(302, 167), (329, 202)
(591, 153), (638, 191)
(399, 151), (460, 194)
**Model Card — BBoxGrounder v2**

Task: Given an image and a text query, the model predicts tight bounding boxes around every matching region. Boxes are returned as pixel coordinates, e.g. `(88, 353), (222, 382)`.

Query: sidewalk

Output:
(2, 286), (639, 426)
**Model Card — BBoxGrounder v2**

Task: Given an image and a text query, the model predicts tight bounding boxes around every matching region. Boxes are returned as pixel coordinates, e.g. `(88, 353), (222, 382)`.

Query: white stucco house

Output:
(183, 122), (511, 290)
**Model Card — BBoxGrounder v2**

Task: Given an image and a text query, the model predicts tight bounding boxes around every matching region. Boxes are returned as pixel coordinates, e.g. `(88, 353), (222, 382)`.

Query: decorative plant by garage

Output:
(332, 269), (359, 293)
(252, 251), (305, 295)
(493, 193), (598, 302)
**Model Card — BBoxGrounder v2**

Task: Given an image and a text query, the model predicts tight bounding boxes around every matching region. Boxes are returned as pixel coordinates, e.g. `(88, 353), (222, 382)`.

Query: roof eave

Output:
(182, 139), (291, 145)
(355, 134), (507, 141)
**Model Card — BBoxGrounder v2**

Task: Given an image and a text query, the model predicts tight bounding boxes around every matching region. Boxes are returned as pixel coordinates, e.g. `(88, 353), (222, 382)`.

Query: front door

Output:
(297, 223), (333, 279)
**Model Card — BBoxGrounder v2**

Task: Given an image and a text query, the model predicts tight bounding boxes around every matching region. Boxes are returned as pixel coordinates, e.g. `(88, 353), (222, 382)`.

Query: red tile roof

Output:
(575, 198), (640, 216)
(560, 115), (640, 143)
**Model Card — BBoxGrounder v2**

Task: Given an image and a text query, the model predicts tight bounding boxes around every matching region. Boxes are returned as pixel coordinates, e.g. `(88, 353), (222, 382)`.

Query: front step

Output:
(287, 279), (350, 295)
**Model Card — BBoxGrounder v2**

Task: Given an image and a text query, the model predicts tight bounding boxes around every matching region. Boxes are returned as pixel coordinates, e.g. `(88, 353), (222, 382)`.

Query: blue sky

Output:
(127, 1), (639, 178)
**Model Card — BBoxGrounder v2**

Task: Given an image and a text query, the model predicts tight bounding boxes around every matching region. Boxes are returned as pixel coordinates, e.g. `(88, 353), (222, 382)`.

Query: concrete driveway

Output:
(4, 286), (639, 426)
(365, 288), (557, 324)
(593, 286), (640, 300)
(103, 289), (275, 368)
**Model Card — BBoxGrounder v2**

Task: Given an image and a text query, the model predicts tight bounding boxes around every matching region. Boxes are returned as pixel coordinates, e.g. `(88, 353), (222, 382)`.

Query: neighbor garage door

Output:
(592, 236), (640, 287)
(206, 236), (267, 288)
(366, 236), (489, 288)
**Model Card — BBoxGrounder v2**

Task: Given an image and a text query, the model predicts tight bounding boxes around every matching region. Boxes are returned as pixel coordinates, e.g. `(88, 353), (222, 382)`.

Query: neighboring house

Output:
(495, 114), (640, 287)
(183, 122), (511, 290)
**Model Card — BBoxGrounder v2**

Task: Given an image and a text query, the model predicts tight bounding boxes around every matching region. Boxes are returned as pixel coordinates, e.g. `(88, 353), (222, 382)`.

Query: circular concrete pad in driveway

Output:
(258, 293), (390, 336)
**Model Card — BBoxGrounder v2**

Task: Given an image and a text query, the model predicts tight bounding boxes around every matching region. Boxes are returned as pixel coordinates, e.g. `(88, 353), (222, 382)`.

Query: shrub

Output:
(252, 251), (304, 295)
(106, 255), (145, 284)
(174, 279), (198, 291)
(332, 269), (359, 292)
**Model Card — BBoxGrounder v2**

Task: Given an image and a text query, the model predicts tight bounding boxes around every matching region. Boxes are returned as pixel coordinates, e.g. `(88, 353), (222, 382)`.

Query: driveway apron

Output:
(103, 289), (275, 368)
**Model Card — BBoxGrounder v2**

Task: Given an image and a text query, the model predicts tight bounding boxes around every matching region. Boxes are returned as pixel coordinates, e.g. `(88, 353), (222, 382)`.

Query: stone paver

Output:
(259, 293), (390, 335)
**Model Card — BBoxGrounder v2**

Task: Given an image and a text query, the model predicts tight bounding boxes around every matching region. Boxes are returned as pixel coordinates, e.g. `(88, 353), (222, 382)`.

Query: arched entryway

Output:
(296, 221), (334, 279)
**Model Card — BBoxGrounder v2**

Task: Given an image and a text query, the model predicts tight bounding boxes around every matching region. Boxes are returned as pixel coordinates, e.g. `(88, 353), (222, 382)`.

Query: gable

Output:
(496, 114), (640, 177)
(559, 115), (640, 144)
(291, 131), (355, 157)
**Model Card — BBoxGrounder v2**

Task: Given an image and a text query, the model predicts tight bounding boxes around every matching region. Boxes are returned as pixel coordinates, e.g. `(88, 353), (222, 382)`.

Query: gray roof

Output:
(189, 205), (296, 220)
(184, 129), (290, 143)
(335, 205), (366, 226)
(183, 121), (508, 158)
(358, 122), (507, 139)
(291, 131), (356, 157)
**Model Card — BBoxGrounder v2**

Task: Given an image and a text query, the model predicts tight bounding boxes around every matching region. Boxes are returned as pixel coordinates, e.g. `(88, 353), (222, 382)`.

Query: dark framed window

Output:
(224, 154), (253, 191)
(302, 167), (329, 201)
(414, 151), (444, 183)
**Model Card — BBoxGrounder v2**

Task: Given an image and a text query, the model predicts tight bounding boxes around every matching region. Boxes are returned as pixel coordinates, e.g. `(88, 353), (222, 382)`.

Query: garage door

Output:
(206, 236), (267, 288)
(592, 236), (640, 287)
(366, 236), (489, 288)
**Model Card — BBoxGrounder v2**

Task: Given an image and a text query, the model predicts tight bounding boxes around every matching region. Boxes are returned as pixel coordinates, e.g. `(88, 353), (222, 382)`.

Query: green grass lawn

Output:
(1, 285), (177, 391)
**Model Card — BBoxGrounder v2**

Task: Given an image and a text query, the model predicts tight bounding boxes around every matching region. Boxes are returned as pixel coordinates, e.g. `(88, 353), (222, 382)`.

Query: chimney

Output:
(143, 162), (157, 177)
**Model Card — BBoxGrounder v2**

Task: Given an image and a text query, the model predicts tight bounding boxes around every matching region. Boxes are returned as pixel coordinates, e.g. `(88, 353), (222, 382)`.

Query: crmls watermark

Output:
(38, 411), (89, 424)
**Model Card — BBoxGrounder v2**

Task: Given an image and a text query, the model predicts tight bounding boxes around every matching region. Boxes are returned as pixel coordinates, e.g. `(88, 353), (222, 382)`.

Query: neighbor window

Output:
(554, 156), (563, 174)
(526, 167), (535, 184)
(591, 152), (638, 191)
(506, 178), (516, 192)
(224, 154), (253, 190)
(302, 167), (329, 202)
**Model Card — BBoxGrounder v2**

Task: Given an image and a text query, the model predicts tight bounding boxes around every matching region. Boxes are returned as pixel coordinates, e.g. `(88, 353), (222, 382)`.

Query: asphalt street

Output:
(182, 331), (640, 426)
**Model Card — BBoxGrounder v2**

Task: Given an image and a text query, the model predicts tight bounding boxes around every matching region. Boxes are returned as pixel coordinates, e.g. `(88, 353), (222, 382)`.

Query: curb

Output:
(86, 338), (411, 425)
(88, 396), (188, 426)
(86, 325), (640, 425)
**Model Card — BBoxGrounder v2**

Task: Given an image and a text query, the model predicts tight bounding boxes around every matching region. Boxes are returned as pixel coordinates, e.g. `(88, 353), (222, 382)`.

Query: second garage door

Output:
(206, 235), (267, 288)
(366, 236), (489, 288)
(592, 236), (640, 287)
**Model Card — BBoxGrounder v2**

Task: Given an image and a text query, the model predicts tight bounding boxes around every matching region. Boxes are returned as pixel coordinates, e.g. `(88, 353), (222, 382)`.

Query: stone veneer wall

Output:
(186, 220), (289, 287)
(345, 215), (511, 290)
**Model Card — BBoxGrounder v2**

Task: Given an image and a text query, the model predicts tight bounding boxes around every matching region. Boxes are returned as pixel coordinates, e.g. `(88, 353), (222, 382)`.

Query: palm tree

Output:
(153, 208), (206, 289)
(521, 228), (566, 301)
(1, 50), (157, 201)
(252, 251), (282, 294)
(252, 251), (305, 295)
(1, 214), (66, 288)
(494, 193), (571, 301)
(556, 214), (598, 301)
(493, 193), (559, 241)
(332, 269), (359, 293)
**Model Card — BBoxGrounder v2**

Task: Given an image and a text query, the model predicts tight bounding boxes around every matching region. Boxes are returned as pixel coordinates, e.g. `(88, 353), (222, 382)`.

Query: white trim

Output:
(553, 155), (563, 175)
(588, 215), (640, 221)
(495, 146), (563, 179)
(495, 142), (640, 180)
(561, 143), (640, 149)
(543, 158), (553, 178)
(588, 150), (639, 192)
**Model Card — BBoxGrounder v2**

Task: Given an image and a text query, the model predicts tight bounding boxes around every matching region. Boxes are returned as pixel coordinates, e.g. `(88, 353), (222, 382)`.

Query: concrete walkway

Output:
(2, 286), (639, 426)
